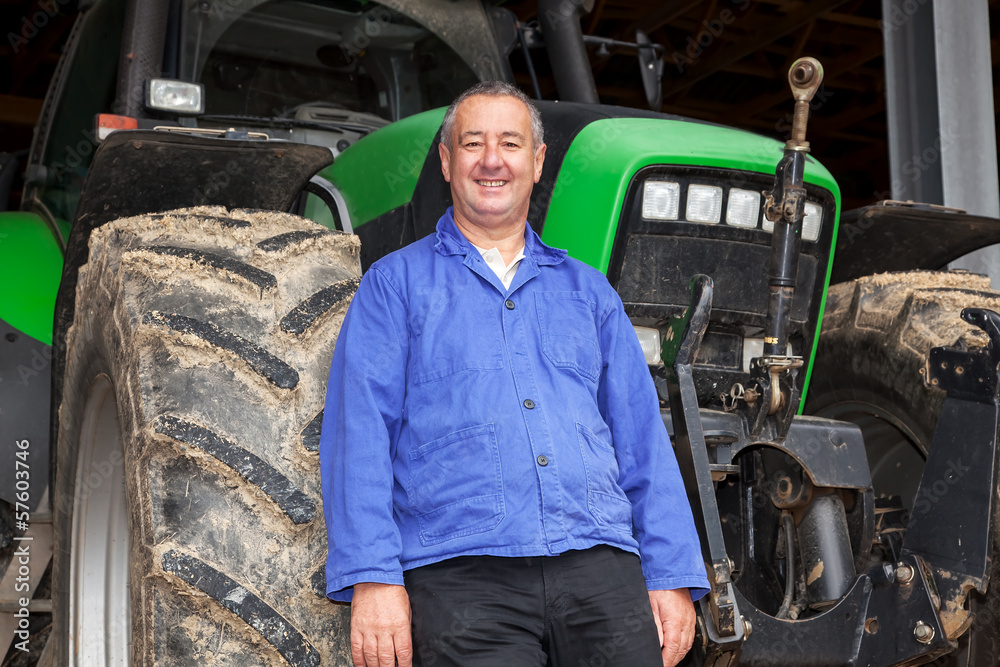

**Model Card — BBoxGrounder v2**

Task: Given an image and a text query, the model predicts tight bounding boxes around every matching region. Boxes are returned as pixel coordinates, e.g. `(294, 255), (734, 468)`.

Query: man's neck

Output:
(452, 211), (526, 264)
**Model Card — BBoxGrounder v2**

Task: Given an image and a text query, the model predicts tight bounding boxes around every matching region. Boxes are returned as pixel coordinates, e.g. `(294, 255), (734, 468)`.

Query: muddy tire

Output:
(51, 207), (360, 666)
(806, 271), (1000, 502)
(806, 270), (1000, 666)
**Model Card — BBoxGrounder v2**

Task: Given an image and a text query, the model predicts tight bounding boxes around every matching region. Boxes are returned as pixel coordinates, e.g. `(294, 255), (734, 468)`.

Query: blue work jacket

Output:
(320, 209), (709, 602)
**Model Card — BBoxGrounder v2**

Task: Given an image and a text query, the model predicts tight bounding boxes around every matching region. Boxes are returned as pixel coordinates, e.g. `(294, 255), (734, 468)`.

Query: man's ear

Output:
(438, 141), (451, 183)
(533, 143), (547, 183)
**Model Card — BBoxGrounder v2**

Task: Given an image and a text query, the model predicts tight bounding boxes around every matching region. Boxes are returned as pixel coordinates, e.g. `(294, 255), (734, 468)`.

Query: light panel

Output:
(642, 181), (680, 220)
(146, 78), (204, 114)
(726, 188), (760, 228)
(762, 200), (824, 240)
(803, 201), (823, 241)
(633, 326), (663, 365)
(686, 184), (723, 223)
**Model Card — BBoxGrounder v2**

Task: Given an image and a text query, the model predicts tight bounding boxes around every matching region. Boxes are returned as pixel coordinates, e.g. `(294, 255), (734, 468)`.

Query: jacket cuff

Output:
(644, 575), (712, 602)
(327, 571), (406, 603)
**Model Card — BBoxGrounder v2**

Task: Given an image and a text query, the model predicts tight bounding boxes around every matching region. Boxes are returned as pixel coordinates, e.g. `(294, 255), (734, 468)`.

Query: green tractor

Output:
(1, 0), (999, 665)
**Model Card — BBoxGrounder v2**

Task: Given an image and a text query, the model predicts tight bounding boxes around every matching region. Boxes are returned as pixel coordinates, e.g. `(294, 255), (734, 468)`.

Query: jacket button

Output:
(505, 299), (515, 310)
(523, 399), (535, 409)
(537, 455), (549, 466)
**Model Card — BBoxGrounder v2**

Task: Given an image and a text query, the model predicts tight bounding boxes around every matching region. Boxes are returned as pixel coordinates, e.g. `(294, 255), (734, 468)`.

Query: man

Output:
(320, 81), (709, 667)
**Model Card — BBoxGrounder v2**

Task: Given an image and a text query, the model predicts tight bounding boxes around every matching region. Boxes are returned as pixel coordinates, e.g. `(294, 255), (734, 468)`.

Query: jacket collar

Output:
(434, 207), (567, 267)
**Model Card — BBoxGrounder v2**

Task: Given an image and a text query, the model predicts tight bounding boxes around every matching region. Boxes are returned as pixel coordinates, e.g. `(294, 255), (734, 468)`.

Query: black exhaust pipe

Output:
(537, 0), (599, 104)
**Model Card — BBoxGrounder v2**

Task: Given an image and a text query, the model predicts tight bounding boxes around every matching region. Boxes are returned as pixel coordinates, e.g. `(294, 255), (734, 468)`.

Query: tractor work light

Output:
(802, 201), (824, 241)
(726, 188), (760, 228)
(763, 200), (824, 241)
(145, 79), (204, 114)
(633, 326), (663, 365)
(642, 181), (680, 220)
(686, 184), (723, 224)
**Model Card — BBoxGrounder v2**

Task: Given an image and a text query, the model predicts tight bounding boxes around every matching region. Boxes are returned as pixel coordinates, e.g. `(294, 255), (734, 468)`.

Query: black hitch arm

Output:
(662, 275), (746, 659)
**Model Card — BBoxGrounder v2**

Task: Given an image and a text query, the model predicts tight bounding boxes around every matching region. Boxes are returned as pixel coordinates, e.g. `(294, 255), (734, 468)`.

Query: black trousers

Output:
(403, 545), (663, 667)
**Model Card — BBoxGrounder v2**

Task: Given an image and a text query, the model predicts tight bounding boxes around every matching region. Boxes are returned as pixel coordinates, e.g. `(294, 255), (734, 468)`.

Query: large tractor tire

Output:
(806, 270), (1000, 666)
(51, 207), (360, 666)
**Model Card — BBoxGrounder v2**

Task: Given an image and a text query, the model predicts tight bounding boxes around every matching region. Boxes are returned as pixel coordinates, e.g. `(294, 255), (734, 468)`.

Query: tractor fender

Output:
(832, 203), (1000, 284)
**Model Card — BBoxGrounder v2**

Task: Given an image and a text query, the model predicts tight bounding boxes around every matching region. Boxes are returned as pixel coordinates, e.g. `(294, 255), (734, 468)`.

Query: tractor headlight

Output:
(802, 201), (823, 241)
(633, 326), (663, 365)
(642, 181), (680, 220)
(763, 200), (824, 241)
(145, 78), (204, 114)
(686, 184), (723, 223)
(726, 188), (760, 228)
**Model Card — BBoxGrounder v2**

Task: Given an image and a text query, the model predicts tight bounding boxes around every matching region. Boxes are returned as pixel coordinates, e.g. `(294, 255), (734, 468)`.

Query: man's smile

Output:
(475, 179), (508, 187)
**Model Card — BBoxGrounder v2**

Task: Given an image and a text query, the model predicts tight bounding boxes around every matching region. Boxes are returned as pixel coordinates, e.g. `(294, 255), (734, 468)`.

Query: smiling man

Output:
(320, 81), (709, 667)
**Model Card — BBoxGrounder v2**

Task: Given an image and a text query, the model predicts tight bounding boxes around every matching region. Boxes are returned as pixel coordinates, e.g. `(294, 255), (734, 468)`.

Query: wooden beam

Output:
(826, 130), (883, 144)
(594, 8), (641, 20)
(720, 97), (885, 143)
(662, 0), (853, 98)
(786, 18), (814, 68)
(821, 12), (881, 29)
(804, 24), (882, 46)
(736, 38), (884, 118)
(586, 0), (607, 33)
(721, 58), (778, 78)
(698, 0), (720, 31)
(0, 94), (43, 126)
(614, 0), (701, 40)
(822, 141), (889, 178)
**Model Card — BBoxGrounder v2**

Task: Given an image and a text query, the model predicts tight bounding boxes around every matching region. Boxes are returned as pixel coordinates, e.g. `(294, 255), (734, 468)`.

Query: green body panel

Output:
(0, 212), (67, 345)
(536, 118), (842, 408)
(324, 108), (445, 227)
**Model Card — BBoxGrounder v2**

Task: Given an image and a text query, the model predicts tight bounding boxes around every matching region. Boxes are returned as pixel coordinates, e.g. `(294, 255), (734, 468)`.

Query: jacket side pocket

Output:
(577, 423), (633, 532)
(407, 424), (505, 545)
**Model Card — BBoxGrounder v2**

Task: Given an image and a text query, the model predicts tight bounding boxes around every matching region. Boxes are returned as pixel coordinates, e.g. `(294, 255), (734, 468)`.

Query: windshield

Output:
(179, 0), (481, 124)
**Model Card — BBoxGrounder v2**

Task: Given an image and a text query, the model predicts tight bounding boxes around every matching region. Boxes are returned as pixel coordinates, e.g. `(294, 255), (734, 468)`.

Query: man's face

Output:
(439, 94), (546, 232)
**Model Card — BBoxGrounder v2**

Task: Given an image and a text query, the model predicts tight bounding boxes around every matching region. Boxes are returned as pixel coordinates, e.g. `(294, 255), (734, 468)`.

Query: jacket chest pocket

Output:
(409, 293), (504, 385)
(407, 424), (505, 545)
(535, 292), (601, 382)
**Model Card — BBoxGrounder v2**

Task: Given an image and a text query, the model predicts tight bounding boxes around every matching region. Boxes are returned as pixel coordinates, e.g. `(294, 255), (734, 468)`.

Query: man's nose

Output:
(482, 143), (503, 169)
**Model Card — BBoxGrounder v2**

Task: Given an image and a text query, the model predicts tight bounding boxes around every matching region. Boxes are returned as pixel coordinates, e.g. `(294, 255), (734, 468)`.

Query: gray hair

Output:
(440, 81), (544, 152)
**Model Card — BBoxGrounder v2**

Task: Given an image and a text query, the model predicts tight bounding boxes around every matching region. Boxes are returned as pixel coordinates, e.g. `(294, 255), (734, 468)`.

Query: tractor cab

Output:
(21, 0), (510, 238)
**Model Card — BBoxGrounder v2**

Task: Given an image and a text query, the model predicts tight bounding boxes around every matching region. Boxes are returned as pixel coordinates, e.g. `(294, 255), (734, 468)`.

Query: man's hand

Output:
(648, 588), (695, 667)
(350, 583), (413, 667)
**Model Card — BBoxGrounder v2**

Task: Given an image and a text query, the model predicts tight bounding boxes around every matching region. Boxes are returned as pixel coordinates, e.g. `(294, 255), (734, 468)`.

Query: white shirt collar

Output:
(471, 243), (526, 290)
